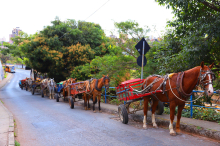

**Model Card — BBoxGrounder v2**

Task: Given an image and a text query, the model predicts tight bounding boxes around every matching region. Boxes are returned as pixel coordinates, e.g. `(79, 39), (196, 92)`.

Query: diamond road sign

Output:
(135, 37), (150, 55)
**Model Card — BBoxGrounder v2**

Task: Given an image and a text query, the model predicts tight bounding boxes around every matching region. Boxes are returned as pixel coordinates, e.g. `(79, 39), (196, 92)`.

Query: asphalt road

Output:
(0, 69), (219, 146)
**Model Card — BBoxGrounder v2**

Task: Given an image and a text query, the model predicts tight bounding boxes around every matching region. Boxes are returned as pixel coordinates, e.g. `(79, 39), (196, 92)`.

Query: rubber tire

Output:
(56, 94), (59, 102)
(118, 104), (128, 124)
(32, 88), (35, 95)
(41, 90), (44, 97)
(21, 86), (23, 90)
(70, 98), (74, 109)
(156, 101), (164, 115)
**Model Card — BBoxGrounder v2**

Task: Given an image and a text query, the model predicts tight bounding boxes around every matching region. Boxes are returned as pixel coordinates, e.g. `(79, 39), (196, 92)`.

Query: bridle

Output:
(197, 67), (215, 90)
(103, 76), (110, 89)
(95, 76), (110, 91)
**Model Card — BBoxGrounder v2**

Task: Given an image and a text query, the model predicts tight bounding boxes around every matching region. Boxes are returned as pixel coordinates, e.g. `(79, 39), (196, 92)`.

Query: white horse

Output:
(47, 78), (56, 99)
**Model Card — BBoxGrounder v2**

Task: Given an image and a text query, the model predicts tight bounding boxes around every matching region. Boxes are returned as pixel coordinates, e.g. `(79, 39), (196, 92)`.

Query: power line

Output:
(59, 0), (110, 40)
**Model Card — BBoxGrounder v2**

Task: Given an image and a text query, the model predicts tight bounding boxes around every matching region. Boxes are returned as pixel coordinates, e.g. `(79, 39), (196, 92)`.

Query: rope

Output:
(168, 77), (204, 103)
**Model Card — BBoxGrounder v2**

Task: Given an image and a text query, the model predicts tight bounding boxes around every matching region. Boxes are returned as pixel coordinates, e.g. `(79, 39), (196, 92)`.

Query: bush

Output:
(164, 106), (220, 123)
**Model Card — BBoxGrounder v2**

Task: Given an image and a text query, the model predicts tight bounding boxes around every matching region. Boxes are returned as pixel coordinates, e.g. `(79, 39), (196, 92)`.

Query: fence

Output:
(102, 88), (220, 117)
(188, 90), (220, 118)
(102, 87), (117, 103)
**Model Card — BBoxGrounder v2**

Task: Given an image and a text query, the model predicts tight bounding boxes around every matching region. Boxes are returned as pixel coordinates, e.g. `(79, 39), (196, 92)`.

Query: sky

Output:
(0, 0), (174, 42)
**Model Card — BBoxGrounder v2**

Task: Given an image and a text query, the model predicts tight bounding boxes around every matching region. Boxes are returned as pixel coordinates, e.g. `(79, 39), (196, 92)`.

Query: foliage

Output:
(164, 106), (220, 123)
(155, 0), (220, 74)
(73, 20), (152, 86)
(20, 18), (109, 82)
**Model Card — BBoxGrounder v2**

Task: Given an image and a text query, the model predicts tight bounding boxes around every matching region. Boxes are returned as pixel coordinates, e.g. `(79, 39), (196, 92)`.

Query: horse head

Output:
(68, 78), (77, 84)
(199, 62), (215, 97)
(102, 75), (110, 90)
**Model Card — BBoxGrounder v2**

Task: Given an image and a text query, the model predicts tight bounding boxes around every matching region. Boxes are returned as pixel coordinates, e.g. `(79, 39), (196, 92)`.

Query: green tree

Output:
(155, 0), (220, 72)
(21, 18), (109, 82)
(72, 20), (154, 86)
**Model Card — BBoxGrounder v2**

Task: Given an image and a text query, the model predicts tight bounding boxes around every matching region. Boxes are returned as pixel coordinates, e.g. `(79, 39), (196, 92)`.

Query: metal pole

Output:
(190, 95), (193, 118)
(141, 41), (145, 79)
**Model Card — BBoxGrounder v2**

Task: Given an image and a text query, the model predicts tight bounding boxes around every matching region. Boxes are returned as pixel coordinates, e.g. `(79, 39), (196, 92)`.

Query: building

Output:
(9, 27), (22, 44)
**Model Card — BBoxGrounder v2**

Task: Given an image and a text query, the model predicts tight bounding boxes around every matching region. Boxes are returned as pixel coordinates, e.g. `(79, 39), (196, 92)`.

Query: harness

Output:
(143, 66), (215, 102)
(95, 76), (110, 91)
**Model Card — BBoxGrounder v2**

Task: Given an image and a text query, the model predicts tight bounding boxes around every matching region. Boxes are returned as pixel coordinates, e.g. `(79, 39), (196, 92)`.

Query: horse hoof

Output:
(99, 111), (102, 113)
(93, 111), (96, 113)
(153, 125), (158, 129)
(170, 132), (177, 136)
(143, 126), (147, 130)
(88, 108), (91, 110)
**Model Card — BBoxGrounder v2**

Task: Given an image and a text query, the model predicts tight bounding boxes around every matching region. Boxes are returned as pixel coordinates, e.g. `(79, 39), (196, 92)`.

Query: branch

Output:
(201, 1), (220, 12)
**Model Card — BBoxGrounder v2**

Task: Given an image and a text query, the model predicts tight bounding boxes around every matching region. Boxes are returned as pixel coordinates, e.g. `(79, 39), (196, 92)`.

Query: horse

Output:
(62, 78), (77, 100)
(142, 62), (215, 136)
(83, 75), (110, 112)
(47, 78), (56, 99)
(26, 77), (33, 91)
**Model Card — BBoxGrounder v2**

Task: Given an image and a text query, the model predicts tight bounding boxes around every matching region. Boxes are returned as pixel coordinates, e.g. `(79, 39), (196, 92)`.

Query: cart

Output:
(116, 78), (164, 124)
(67, 82), (86, 109)
(55, 82), (65, 102)
(31, 79), (42, 95)
(18, 79), (27, 90)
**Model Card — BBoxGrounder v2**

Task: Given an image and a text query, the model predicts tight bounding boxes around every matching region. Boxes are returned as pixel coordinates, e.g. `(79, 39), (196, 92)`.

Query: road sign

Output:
(135, 37), (150, 55)
(137, 55), (147, 67)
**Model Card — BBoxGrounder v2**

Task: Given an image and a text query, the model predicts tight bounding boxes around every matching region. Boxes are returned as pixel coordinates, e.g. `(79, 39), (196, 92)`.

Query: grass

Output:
(0, 100), (4, 104)
(197, 126), (202, 130)
(14, 119), (17, 137)
(15, 140), (20, 146)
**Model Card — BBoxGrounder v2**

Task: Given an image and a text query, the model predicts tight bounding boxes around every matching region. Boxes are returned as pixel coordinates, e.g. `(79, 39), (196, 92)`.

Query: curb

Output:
(0, 73), (14, 89)
(74, 100), (220, 141)
(0, 73), (15, 146)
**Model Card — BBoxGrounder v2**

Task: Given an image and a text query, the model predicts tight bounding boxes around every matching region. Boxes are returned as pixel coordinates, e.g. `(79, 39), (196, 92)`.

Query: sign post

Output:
(141, 41), (145, 79)
(135, 37), (150, 80)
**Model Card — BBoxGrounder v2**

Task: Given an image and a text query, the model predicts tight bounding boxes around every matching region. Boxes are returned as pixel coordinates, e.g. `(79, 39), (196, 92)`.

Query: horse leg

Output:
(151, 99), (159, 128)
(176, 103), (185, 134)
(87, 95), (90, 110)
(98, 95), (101, 113)
(143, 97), (149, 129)
(169, 102), (177, 136)
(83, 94), (88, 110)
(93, 94), (96, 113)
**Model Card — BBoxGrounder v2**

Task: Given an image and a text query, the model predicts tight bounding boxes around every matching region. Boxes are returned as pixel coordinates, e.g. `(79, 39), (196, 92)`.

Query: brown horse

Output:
(62, 78), (77, 100)
(83, 75), (110, 112)
(142, 62), (215, 136)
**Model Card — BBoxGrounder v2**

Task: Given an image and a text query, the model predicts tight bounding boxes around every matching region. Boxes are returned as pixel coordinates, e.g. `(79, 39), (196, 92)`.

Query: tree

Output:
(71, 20), (153, 86)
(155, 0), (220, 72)
(1, 31), (33, 68)
(21, 18), (109, 82)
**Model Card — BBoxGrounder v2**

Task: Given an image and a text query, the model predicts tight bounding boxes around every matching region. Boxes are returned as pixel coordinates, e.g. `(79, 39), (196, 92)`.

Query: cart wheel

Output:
(41, 90), (44, 97)
(156, 101), (164, 115)
(118, 104), (128, 124)
(56, 94), (59, 102)
(32, 88), (35, 95)
(70, 98), (74, 109)
(21, 86), (23, 90)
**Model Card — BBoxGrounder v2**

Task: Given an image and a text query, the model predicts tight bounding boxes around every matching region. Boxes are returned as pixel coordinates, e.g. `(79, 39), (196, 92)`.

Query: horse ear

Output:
(209, 62), (214, 69)
(201, 61), (204, 68)
(102, 75), (105, 77)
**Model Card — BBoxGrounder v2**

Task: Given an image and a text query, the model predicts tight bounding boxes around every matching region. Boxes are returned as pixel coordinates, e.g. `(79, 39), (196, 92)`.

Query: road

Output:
(0, 69), (219, 146)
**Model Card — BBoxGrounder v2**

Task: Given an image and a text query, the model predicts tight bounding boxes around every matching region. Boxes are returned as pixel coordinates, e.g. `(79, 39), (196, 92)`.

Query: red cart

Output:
(116, 78), (164, 124)
(67, 82), (86, 109)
